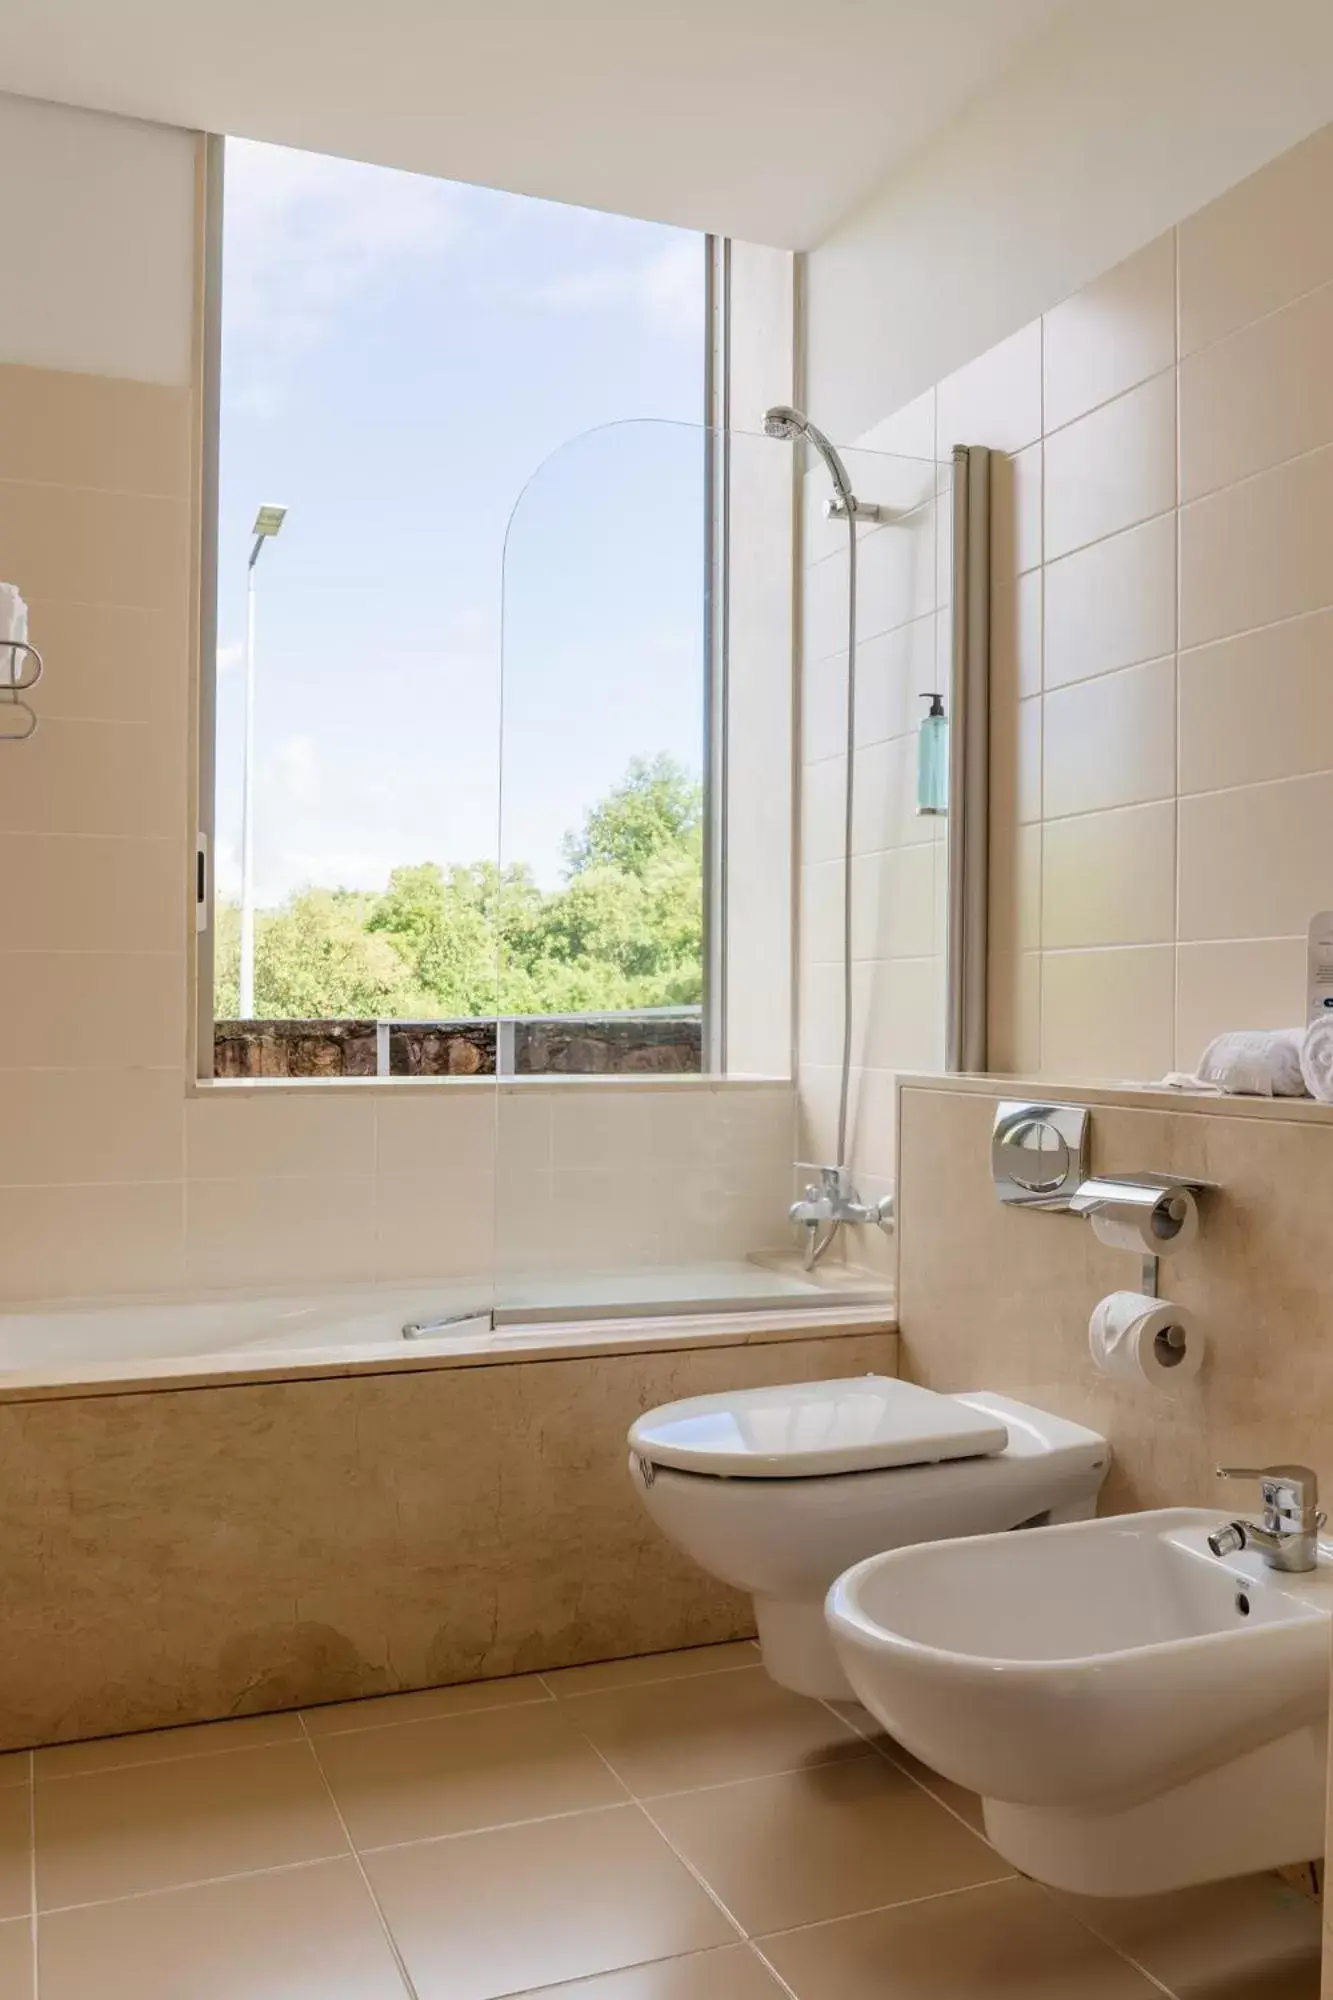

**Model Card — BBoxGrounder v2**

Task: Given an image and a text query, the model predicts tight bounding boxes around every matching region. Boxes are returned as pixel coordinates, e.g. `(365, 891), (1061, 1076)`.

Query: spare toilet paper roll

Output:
(1090, 1185), (1198, 1256)
(1088, 1290), (1203, 1389)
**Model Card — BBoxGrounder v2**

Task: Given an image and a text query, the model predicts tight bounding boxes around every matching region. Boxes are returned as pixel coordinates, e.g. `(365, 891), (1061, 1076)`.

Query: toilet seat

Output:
(629, 1375), (1009, 1480)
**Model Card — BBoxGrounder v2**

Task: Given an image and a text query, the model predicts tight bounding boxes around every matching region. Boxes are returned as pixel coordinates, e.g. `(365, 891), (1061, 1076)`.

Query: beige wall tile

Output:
(1044, 232), (1177, 433)
(802, 860), (848, 967)
(860, 956), (945, 1074)
(1180, 441), (1333, 647)
(21, 599), (186, 727)
(1043, 657), (1176, 821)
(1176, 938), (1306, 1063)
(990, 442), (1043, 578)
(849, 846), (937, 962)
(989, 821), (1042, 960)
(850, 735), (931, 856)
(1179, 121), (1333, 355)
(187, 1092), (376, 1181)
(0, 1180), (185, 1301)
(803, 448), (936, 568)
(851, 613), (937, 750)
(1044, 370), (1176, 561)
(802, 652), (847, 766)
(990, 693), (1041, 834)
(1040, 947), (1176, 1081)
(0, 363), (190, 497)
(1179, 609), (1333, 794)
(1043, 513), (1176, 690)
(0, 952), (184, 1070)
(991, 570), (1042, 702)
(374, 1091), (496, 1179)
(184, 1175), (378, 1289)
(1178, 771), (1333, 940)
(374, 1169), (497, 1282)
(848, 508), (939, 644)
(855, 389), (936, 461)
(0, 834), (180, 953)
(0, 483), (188, 612)
(495, 1090), (553, 1174)
(801, 755), (847, 866)
(1042, 800), (1175, 949)
(0, 1068), (183, 1187)
(1181, 277), (1333, 500)
(0, 718), (184, 840)
(988, 949), (1042, 1074)
(937, 319), (1042, 455)
(841, 1065), (899, 1183)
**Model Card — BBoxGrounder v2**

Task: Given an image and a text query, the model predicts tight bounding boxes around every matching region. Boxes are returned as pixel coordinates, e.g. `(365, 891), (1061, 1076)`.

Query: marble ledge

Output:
(899, 1069), (1333, 1126)
(0, 1304), (898, 1408)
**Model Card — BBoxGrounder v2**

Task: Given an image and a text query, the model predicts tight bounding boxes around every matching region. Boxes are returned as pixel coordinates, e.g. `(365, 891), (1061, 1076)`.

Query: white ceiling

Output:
(0, 0), (1075, 246)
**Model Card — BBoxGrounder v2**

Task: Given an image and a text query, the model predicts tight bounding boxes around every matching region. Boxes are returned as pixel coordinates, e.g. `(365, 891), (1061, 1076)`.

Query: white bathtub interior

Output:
(0, 1258), (892, 1384)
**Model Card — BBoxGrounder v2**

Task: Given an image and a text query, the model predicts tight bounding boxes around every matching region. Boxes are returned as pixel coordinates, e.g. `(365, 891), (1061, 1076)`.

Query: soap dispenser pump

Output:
(916, 692), (948, 816)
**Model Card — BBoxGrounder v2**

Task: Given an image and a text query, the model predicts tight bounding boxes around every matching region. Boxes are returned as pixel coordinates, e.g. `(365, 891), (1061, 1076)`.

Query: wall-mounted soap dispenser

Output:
(916, 692), (948, 816)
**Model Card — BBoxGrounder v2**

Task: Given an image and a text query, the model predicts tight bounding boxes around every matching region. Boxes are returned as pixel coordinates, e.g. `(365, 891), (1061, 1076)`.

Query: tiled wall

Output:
(896, 1076), (1333, 1514)
(0, 93), (796, 1307)
(798, 118), (1333, 1130)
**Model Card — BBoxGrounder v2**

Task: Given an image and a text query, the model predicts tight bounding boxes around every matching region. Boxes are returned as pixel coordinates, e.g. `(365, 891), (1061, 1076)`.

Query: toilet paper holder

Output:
(1069, 1173), (1211, 1297)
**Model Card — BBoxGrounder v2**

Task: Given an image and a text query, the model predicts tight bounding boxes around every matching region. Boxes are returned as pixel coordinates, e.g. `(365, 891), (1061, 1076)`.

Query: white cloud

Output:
(523, 237), (702, 337)
(217, 640), (243, 675)
(222, 138), (465, 410)
(274, 733), (321, 809)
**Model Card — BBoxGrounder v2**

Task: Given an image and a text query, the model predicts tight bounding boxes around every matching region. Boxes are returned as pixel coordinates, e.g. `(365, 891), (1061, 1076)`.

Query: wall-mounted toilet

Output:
(628, 1375), (1109, 1698)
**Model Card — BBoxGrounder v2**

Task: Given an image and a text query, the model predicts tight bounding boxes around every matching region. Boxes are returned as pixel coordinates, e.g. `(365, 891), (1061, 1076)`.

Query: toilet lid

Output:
(628, 1376), (1009, 1479)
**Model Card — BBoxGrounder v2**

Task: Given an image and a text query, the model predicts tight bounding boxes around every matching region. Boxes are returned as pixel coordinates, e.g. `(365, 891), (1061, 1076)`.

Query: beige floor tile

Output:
(515, 1943), (787, 1996)
(0, 1917), (33, 2000)
(760, 1876), (1159, 1997)
(35, 1742), (346, 1911)
(543, 1643), (758, 1697)
(36, 1711), (304, 1779)
(1058, 1871), (1324, 1999)
(561, 1665), (861, 1798)
(364, 1802), (735, 2000)
(647, 1755), (1010, 1937)
(303, 1672), (551, 1736)
(37, 1855), (408, 1999)
(314, 1700), (624, 1851)
(0, 1787), (31, 1921)
(832, 1707), (987, 1834)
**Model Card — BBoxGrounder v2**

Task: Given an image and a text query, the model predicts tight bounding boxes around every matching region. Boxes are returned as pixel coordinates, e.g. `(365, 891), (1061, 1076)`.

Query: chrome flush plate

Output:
(991, 1101), (1091, 1210)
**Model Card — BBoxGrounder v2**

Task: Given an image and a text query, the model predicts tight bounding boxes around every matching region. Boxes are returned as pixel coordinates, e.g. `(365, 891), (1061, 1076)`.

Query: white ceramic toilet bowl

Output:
(628, 1378), (1108, 1698)
(827, 1507), (1333, 1896)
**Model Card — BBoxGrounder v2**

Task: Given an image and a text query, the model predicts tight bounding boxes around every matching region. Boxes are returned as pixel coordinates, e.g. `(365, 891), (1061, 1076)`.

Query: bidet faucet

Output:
(1207, 1464), (1325, 1574)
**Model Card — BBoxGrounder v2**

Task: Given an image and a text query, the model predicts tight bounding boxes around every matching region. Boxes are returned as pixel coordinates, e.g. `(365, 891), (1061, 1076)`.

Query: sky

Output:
(214, 137), (707, 905)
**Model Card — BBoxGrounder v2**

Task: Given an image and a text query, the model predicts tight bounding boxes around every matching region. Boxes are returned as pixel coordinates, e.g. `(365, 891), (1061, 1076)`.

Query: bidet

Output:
(826, 1507), (1333, 1896)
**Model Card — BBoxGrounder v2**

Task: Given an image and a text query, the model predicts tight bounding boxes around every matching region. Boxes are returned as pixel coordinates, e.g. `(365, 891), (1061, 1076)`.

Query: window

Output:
(199, 136), (713, 1079)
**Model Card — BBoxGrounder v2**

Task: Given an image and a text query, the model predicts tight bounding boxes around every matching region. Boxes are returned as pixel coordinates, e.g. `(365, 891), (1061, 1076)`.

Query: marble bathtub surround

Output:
(895, 1076), (1333, 1512)
(0, 1331), (891, 1751)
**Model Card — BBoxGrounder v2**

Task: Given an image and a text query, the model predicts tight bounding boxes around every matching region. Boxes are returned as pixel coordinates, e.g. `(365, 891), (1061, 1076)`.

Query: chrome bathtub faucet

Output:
(1207, 1464), (1325, 1574)
(789, 1164), (893, 1233)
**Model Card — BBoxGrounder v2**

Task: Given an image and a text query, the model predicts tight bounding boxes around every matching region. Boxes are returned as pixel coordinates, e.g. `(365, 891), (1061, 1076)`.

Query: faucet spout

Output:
(1208, 1464), (1325, 1574)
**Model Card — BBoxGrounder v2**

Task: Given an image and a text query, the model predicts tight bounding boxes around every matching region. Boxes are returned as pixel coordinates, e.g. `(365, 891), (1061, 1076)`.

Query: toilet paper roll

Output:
(1090, 1186), (1198, 1256)
(1088, 1290), (1203, 1389)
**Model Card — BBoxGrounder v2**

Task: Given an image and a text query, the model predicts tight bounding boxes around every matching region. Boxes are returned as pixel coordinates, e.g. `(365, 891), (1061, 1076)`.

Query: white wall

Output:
(806, 0), (1333, 445)
(0, 92), (195, 385)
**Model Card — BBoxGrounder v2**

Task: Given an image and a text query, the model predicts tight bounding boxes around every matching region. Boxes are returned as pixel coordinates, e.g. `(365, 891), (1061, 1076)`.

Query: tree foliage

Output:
(216, 755), (703, 1021)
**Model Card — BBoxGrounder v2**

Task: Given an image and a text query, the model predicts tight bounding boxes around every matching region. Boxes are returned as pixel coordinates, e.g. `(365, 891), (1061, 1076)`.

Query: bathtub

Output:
(0, 1257), (890, 1397)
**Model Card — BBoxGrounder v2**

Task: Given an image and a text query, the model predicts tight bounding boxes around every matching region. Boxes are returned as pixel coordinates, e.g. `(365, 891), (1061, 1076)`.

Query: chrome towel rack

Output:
(0, 639), (41, 740)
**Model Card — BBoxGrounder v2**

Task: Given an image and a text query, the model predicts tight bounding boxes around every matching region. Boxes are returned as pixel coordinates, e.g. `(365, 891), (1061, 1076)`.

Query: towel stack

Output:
(1190, 1024), (1333, 1102)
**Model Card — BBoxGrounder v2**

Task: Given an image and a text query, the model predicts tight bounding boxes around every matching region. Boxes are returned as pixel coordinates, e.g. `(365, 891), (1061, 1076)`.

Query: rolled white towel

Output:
(1197, 1027), (1308, 1097)
(1300, 1018), (1333, 1103)
(0, 583), (27, 687)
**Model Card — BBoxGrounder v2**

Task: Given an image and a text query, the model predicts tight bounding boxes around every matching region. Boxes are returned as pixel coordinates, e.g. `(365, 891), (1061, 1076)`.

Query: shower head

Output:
(762, 404), (857, 514)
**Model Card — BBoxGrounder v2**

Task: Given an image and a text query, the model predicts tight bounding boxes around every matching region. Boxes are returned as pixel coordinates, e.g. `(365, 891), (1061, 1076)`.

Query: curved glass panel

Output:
(495, 416), (950, 1310)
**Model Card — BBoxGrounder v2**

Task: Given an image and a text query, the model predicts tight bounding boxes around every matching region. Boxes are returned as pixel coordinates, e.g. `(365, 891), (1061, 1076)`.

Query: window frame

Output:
(193, 133), (735, 1084)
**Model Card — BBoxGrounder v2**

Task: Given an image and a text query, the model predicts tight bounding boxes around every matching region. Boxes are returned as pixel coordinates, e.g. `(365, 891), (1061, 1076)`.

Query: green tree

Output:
(218, 756), (704, 1021)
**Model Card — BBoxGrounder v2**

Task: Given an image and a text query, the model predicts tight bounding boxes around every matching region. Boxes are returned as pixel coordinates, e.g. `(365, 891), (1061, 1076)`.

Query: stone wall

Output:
(214, 1013), (703, 1079)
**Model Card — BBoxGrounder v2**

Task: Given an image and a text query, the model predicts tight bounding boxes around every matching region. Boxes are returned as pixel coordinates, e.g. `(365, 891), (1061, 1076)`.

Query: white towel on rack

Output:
(1196, 1027), (1308, 1097)
(0, 583), (27, 684)
(1300, 1019), (1333, 1103)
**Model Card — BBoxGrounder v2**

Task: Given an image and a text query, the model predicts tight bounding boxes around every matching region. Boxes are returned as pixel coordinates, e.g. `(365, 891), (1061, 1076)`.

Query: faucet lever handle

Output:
(1217, 1463), (1320, 1527)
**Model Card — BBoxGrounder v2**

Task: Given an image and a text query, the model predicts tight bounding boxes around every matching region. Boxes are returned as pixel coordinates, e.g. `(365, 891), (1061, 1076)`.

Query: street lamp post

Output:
(238, 504), (287, 1019)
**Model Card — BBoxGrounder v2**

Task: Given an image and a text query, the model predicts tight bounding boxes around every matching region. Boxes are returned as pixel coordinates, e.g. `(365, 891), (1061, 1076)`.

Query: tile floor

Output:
(0, 1639), (1321, 1997)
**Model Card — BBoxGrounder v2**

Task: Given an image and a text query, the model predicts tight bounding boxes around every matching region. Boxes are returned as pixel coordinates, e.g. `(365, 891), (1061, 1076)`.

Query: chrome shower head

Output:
(761, 404), (857, 514)
(762, 404), (804, 441)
